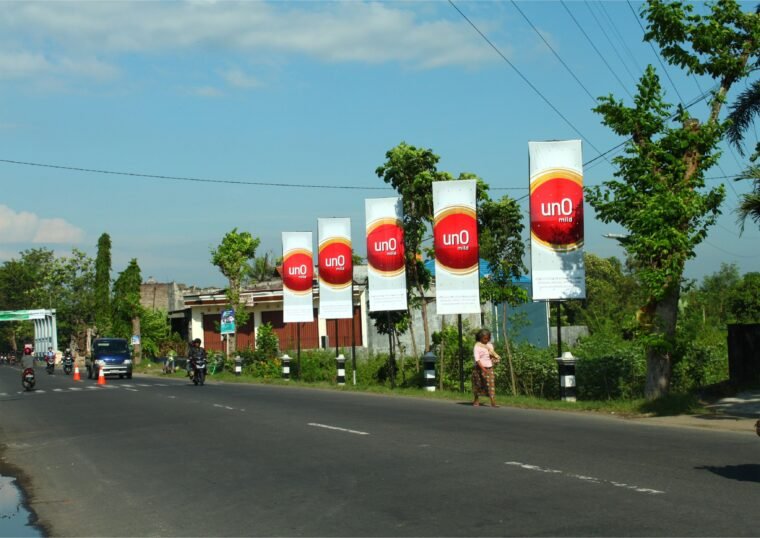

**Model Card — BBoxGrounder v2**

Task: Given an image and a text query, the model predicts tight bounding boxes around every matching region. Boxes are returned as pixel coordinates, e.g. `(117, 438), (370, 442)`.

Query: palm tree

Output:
(726, 5), (760, 232)
(736, 165), (760, 232)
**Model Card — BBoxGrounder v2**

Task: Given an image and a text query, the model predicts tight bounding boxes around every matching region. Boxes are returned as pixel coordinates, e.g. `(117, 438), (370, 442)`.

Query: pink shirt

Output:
(474, 342), (494, 368)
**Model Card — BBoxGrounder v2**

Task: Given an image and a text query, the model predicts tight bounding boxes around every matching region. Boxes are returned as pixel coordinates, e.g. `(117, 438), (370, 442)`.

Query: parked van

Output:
(87, 338), (133, 379)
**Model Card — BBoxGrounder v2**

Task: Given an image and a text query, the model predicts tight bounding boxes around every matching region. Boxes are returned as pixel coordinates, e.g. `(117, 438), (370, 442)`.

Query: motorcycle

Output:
(22, 367), (36, 391)
(190, 357), (207, 386)
(62, 354), (74, 375)
(45, 355), (55, 375)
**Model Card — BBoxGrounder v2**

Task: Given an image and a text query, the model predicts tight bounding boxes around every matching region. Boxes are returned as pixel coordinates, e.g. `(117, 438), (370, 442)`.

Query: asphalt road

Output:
(1, 363), (759, 537)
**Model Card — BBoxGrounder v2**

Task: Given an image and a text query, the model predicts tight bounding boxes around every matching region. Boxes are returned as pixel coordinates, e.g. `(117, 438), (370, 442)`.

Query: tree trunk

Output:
(644, 285), (680, 399)
(417, 285), (431, 353)
(439, 315), (446, 391)
(132, 316), (142, 365)
(407, 306), (419, 365)
(502, 303), (517, 396)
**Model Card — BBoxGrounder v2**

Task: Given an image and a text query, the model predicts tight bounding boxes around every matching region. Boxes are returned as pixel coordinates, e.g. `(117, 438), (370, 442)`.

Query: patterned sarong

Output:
(472, 366), (495, 399)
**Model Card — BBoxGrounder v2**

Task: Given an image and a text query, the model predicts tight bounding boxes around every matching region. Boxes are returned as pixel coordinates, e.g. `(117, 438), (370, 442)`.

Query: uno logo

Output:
(530, 169), (584, 251)
(366, 220), (405, 276)
(282, 250), (313, 293)
(434, 208), (478, 274)
(318, 239), (353, 288)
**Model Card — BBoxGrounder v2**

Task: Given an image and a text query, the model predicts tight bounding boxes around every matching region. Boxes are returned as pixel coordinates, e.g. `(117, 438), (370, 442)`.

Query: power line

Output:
(0, 158), (392, 191)
(560, 1), (634, 100)
(584, 1), (640, 85)
(626, 0), (685, 107)
(509, 0), (597, 104)
(448, 0), (608, 162)
(599, 2), (643, 75)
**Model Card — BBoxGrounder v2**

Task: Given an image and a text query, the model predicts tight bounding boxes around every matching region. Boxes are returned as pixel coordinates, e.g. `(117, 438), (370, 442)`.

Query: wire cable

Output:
(509, 0), (597, 104)
(561, 1), (634, 100)
(448, 0), (608, 162)
(584, 1), (640, 85)
(0, 158), (392, 191)
(626, 0), (685, 107)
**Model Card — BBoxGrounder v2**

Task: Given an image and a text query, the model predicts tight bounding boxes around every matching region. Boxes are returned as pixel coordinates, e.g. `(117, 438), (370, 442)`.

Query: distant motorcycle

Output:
(45, 355), (55, 375)
(22, 367), (36, 391)
(62, 353), (74, 375)
(190, 356), (207, 386)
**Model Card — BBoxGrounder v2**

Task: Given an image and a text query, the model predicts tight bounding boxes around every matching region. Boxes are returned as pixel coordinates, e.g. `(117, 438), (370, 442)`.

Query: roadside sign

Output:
(221, 310), (236, 335)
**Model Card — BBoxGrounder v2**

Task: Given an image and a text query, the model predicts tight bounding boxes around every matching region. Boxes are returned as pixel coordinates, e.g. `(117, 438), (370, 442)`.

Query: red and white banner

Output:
(433, 180), (480, 315)
(365, 197), (407, 312)
(318, 218), (353, 319)
(528, 140), (586, 300)
(282, 232), (314, 323)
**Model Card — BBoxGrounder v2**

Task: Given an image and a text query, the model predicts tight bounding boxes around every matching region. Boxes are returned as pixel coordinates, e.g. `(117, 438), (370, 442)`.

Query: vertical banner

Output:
(433, 180), (480, 315)
(318, 218), (353, 319)
(365, 197), (407, 312)
(282, 232), (314, 323)
(221, 309), (236, 334)
(528, 139), (586, 300)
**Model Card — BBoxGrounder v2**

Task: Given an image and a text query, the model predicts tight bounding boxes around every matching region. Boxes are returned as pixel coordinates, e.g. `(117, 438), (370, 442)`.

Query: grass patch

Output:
(133, 361), (711, 417)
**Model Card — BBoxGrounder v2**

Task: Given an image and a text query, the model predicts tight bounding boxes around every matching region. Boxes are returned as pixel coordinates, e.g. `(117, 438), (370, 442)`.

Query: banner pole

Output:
(335, 319), (339, 358)
(387, 311), (395, 389)
(458, 314), (464, 392)
(556, 301), (562, 358)
(297, 322), (301, 380)
(351, 284), (356, 385)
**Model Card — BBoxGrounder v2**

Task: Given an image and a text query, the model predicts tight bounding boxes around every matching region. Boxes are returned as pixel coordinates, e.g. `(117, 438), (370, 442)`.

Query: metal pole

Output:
(458, 314), (464, 393)
(297, 323), (301, 380)
(335, 319), (339, 358)
(556, 301), (562, 358)
(387, 311), (395, 389)
(351, 287), (356, 385)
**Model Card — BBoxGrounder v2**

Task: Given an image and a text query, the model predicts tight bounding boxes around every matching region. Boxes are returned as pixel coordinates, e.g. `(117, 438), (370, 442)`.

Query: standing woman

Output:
(472, 329), (501, 407)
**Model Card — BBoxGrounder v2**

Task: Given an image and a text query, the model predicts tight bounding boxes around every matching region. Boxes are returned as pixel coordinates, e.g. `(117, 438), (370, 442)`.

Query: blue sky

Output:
(0, 0), (757, 288)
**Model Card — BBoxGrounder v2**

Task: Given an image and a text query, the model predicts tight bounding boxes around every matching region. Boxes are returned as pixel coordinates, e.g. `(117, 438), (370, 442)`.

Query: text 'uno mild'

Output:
(288, 264), (308, 276)
(374, 238), (398, 255)
(324, 255), (346, 269)
(442, 230), (470, 250)
(541, 198), (574, 223)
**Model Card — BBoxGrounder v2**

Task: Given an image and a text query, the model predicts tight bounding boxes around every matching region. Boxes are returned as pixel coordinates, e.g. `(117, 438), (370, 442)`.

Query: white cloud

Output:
(189, 86), (224, 98)
(0, 205), (84, 244)
(0, 1), (499, 72)
(221, 68), (261, 89)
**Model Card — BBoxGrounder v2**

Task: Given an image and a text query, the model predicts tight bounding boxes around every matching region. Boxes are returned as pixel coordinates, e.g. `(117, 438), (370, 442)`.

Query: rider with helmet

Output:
(187, 338), (206, 377)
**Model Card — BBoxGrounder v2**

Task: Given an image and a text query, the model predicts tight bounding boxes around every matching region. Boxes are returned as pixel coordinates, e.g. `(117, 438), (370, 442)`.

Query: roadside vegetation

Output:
(1, 0), (759, 417)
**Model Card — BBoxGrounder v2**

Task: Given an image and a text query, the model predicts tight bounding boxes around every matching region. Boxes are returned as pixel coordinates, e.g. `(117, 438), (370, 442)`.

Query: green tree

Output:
(727, 272), (760, 323)
(587, 0), (759, 399)
(211, 228), (260, 356)
(94, 233), (112, 336)
(112, 259), (143, 363)
(245, 252), (277, 286)
(376, 142), (444, 353)
(563, 253), (641, 337)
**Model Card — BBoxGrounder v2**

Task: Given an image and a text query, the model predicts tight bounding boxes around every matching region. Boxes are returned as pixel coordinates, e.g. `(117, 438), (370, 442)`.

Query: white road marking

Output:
(154, 384), (167, 387)
(53, 388), (64, 392)
(69, 388), (82, 391)
(213, 404), (236, 411)
(136, 384), (150, 387)
(0, 393), (7, 397)
(308, 423), (369, 436)
(504, 461), (665, 495)
(124, 388), (139, 392)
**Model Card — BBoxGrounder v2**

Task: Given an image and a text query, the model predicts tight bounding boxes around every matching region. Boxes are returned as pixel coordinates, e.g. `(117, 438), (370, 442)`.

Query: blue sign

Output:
(221, 310), (236, 335)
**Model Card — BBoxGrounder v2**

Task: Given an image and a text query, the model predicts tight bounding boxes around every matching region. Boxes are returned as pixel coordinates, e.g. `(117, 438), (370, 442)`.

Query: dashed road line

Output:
(308, 422), (369, 436)
(504, 461), (665, 495)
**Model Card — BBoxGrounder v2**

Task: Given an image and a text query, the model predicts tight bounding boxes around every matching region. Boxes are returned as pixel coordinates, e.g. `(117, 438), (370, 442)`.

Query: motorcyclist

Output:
(22, 343), (34, 369)
(62, 348), (74, 373)
(44, 347), (56, 373)
(187, 338), (206, 378)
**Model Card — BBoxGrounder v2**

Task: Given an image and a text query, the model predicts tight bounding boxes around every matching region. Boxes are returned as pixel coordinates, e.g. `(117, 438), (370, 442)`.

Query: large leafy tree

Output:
(727, 272), (760, 323)
(211, 228), (260, 355)
(94, 233), (112, 336)
(112, 259), (143, 363)
(376, 142), (445, 353)
(587, 0), (759, 399)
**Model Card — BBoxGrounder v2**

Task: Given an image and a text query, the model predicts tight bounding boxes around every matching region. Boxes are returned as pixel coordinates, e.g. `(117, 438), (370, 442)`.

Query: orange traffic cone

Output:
(97, 365), (106, 385)
(73, 363), (81, 381)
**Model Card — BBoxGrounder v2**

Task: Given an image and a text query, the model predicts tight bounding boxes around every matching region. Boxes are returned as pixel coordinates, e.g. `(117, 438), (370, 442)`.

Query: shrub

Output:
(572, 334), (646, 400)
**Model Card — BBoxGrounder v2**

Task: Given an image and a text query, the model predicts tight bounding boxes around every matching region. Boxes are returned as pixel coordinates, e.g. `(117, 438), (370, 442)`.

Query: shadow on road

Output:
(696, 464), (760, 483)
